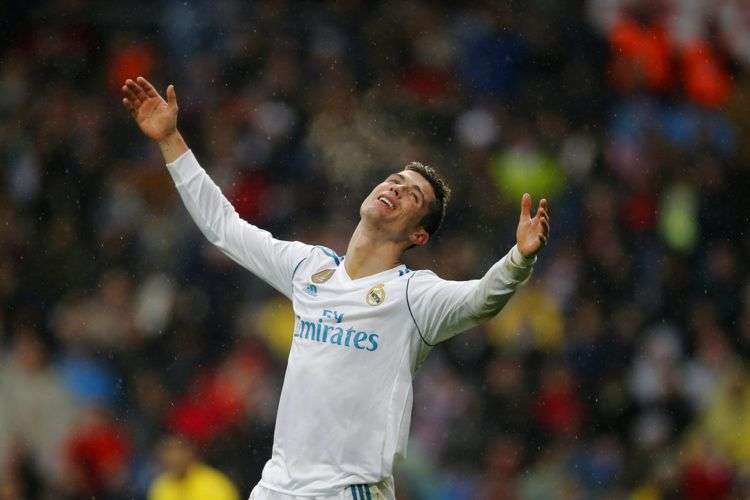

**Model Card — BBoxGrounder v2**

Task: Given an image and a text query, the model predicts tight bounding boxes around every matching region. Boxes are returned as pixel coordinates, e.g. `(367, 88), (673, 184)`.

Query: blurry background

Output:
(1, 0), (749, 499)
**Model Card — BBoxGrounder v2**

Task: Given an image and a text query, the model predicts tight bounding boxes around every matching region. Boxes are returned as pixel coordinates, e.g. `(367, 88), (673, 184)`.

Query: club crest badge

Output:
(366, 283), (386, 306)
(311, 268), (336, 284)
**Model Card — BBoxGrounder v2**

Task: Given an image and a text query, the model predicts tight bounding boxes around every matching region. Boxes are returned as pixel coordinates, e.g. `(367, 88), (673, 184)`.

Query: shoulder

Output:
(192, 464), (231, 482)
(403, 269), (449, 304)
(293, 245), (342, 279)
(148, 474), (175, 500)
(405, 268), (445, 289)
(190, 465), (238, 496)
(315, 245), (343, 265)
(405, 269), (474, 301)
(310, 245), (343, 267)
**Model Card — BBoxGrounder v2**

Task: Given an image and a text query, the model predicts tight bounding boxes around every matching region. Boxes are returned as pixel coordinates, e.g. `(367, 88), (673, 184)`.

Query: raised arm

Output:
(407, 194), (550, 344)
(122, 77), (312, 298)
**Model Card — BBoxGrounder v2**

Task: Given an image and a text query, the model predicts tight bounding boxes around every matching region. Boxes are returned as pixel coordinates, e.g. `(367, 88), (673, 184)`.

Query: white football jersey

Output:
(167, 151), (535, 497)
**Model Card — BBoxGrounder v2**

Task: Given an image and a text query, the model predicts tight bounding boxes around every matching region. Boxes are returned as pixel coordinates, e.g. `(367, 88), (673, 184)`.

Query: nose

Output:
(390, 184), (402, 198)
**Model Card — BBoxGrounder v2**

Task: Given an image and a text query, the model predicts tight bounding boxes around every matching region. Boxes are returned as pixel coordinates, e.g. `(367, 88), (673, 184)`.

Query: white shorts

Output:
(249, 477), (395, 500)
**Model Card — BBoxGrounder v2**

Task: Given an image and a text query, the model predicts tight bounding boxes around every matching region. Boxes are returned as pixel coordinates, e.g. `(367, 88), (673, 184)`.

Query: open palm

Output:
(121, 77), (178, 141)
(516, 193), (550, 258)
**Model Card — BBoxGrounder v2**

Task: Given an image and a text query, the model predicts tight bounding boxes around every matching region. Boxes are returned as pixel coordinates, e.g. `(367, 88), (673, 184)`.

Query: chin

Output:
(362, 203), (396, 230)
(361, 206), (383, 225)
(361, 198), (382, 216)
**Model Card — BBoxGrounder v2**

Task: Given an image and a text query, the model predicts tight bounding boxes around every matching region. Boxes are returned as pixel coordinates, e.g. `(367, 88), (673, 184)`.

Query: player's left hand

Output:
(516, 193), (550, 258)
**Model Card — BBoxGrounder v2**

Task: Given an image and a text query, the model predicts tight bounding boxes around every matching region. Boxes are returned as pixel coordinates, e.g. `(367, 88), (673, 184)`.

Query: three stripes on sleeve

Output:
(349, 484), (373, 499)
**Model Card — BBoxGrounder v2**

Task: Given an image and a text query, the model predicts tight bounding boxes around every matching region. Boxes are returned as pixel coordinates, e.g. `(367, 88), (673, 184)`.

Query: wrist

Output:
(158, 131), (188, 164)
(511, 244), (536, 267)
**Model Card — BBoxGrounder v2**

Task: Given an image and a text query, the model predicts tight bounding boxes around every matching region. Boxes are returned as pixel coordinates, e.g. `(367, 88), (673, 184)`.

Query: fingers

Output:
(136, 76), (160, 98)
(122, 97), (137, 116)
(539, 198), (550, 214)
(535, 198), (550, 219)
(121, 83), (141, 107)
(536, 197), (550, 223)
(166, 84), (178, 110)
(125, 79), (148, 102)
(520, 193), (532, 221)
(535, 197), (550, 243)
(540, 215), (550, 236)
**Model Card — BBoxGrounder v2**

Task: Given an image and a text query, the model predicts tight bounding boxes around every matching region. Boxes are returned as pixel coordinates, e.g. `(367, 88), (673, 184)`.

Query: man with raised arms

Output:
(122, 77), (550, 500)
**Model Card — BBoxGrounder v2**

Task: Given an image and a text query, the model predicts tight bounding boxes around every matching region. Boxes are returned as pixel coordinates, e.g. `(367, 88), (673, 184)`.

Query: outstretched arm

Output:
(407, 194), (550, 344)
(121, 77), (312, 298)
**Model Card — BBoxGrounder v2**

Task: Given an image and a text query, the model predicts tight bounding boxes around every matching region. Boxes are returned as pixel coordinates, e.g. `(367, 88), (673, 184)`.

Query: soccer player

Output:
(122, 77), (550, 500)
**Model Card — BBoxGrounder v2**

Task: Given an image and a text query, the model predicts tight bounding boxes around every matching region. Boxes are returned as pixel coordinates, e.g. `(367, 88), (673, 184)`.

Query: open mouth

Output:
(378, 195), (395, 210)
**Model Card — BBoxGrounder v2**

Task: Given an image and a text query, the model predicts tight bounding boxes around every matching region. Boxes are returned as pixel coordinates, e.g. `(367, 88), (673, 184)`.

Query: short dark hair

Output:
(404, 161), (451, 237)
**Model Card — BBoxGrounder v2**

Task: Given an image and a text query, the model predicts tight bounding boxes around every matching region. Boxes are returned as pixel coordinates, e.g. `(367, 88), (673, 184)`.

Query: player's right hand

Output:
(121, 77), (178, 141)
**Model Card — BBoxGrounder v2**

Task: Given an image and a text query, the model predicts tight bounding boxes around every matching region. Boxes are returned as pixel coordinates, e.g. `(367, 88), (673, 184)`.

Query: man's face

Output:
(158, 437), (194, 477)
(360, 169), (436, 246)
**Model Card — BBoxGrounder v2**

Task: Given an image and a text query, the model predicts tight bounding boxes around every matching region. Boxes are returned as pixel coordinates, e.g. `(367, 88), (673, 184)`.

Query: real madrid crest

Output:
(311, 268), (336, 284)
(366, 283), (386, 306)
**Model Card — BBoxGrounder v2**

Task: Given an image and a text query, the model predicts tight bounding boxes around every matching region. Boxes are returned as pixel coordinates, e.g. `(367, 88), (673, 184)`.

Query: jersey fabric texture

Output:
(249, 477), (393, 500)
(166, 150), (536, 498)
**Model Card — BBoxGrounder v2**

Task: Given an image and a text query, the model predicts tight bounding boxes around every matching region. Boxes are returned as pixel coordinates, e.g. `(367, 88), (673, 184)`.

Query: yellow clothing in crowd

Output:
(701, 370), (750, 464)
(149, 464), (240, 500)
(487, 285), (564, 351)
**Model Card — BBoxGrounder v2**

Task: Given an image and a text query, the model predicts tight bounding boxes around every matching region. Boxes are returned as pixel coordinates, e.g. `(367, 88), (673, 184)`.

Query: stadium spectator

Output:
(149, 435), (239, 500)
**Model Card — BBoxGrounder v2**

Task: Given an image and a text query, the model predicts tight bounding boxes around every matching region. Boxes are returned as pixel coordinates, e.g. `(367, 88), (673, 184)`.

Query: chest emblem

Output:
(366, 283), (386, 306)
(304, 283), (318, 296)
(311, 268), (336, 284)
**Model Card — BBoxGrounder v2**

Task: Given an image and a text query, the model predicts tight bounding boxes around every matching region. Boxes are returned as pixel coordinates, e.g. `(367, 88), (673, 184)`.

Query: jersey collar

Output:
(338, 257), (407, 283)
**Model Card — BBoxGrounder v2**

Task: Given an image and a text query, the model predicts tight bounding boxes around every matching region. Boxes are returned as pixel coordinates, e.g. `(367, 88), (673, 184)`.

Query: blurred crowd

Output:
(1, 0), (750, 499)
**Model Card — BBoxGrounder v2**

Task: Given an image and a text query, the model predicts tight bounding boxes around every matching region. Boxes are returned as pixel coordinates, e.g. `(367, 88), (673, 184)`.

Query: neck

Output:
(344, 221), (405, 279)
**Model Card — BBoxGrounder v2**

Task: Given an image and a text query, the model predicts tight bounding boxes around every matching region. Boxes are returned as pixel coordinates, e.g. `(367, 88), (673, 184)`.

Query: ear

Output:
(409, 228), (430, 247)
